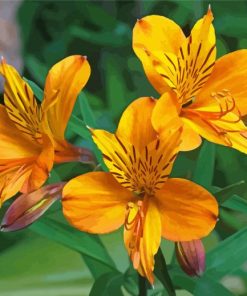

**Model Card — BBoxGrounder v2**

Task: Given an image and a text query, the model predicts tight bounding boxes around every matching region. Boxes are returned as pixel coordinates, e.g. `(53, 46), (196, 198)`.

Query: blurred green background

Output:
(1, 0), (247, 295)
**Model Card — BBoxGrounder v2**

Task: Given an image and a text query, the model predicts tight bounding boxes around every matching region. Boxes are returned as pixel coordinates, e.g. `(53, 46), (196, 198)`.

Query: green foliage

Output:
(1, 0), (247, 295)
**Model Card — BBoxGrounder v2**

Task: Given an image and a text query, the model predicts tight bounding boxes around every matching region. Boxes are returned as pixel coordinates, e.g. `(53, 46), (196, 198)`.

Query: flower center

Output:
(182, 89), (246, 146)
(109, 137), (175, 196)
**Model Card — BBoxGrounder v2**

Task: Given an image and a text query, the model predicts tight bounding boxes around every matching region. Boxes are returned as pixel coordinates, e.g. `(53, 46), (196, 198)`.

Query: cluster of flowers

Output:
(1, 8), (247, 284)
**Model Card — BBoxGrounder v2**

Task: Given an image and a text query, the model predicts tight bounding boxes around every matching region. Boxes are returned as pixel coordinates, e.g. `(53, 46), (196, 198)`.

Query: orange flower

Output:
(62, 97), (218, 284)
(133, 8), (247, 152)
(0, 55), (93, 204)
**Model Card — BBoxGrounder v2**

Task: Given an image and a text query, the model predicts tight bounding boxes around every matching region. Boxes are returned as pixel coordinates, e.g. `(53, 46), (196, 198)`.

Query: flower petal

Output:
(193, 50), (247, 116)
(152, 92), (200, 151)
(21, 134), (54, 193)
(182, 109), (247, 154)
(0, 105), (40, 158)
(116, 97), (157, 151)
(0, 60), (42, 141)
(62, 172), (133, 233)
(42, 55), (91, 141)
(133, 15), (185, 94)
(175, 7), (216, 103)
(124, 199), (161, 284)
(155, 178), (218, 241)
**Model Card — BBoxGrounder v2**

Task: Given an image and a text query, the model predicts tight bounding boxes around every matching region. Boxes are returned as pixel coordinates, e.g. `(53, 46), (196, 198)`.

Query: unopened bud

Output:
(1, 182), (65, 232)
(176, 240), (205, 277)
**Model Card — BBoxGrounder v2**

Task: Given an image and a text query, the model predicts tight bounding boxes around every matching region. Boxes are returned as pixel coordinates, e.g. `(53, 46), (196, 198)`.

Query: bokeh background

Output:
(1, 0), (247, 295)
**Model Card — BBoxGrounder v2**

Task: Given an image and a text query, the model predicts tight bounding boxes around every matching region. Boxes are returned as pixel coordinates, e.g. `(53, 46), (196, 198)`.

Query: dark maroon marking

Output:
(157, 154), (163, 164)
(155, 139), (160, 150)
(164, 53), (177, 71)
(16, 92), (29, 113)
(163, 163), (170, 170)
(191, 43), (202, 75)
(160, 174), (169, 179)
(115, 135), (128, 154)
(194, 74), (211, 87)
(179, 47), (184, 60)
(160, 73), (174, 85)
(145, 146), (148, 161)
(102, 154), (112, 162)
(114, 151), (126, 166)
(169, 153), (178, 163)
(199, 44), (216, 72)
(113, 164), (122, 171)
(132, 146), (136, 162)
(120, 181), (131, 185)
(202, 62), (215, 74)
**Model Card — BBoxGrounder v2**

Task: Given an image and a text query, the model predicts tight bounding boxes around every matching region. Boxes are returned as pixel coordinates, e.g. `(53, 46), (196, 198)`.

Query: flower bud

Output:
(175, 240), (205, 277)
(1, 182), (65, 232)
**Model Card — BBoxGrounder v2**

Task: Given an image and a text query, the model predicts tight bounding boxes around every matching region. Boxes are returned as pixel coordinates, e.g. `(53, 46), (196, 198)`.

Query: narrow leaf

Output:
(222, 195), (247, 214)
(205, 225), (247, 279)
(154, 248), (176, 296)
(192, 140), (215, 189)
(215, 181), (246, 204)
(194, 276), (234, 296)
(30, 217), (117, 272)
(89, 272), (124, 296)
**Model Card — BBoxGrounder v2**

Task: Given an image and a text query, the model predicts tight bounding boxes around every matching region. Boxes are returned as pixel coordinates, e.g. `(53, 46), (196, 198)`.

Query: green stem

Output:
(154, 248), (176, 296)
(138, 274), (147, 296)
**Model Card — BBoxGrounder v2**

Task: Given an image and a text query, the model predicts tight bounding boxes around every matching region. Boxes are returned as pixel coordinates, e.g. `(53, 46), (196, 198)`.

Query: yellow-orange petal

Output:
(133, 15), (185, 94)
(0, 168), (31, 206)
(0, 60), (42, 142)
(175, 7), (216, 104)
(0, 105), (41, 158)
(155, 178), (218, 241)
(182, 109), (247, 154)
(151, 91), (181, 133)
(21, 134), (54, 193)
(180, 121), (202, 151)
(193, 50), (247, 116)
(42, 55), (91, 141)
(62, 172), (133, 233)
(116, 97), (157, 151)
(124, 198), (161, 284)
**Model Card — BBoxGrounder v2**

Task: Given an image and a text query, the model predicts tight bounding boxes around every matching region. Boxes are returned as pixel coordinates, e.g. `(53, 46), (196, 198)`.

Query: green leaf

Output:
(205, 225), (247, 279)
(69, 25), (130, 47)
(79, 93), (97, 128)
(214, 181), (246, 204)
(192, 140), (215, 189)
(89, 272), (124, 296)
(103, 52), (129, 120)
(222, 195), (247, 214)
(78, 93), (107, 170)
(69, 115), (91, 140)
(194, 277), (234, 296)
(154, 249), (176, 296)
(30, 217), (117, 273)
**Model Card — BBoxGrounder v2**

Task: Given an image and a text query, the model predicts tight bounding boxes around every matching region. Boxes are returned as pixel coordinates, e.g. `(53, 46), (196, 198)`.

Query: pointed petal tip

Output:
(207, 4), (213, 17)
(86, 125), (94, 134)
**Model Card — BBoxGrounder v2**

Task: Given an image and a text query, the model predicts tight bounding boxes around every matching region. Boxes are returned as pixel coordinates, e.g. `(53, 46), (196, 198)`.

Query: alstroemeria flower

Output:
(62, 97), (218, 284)
(0, 55), (93, 204)
(133, 8), (247, 152)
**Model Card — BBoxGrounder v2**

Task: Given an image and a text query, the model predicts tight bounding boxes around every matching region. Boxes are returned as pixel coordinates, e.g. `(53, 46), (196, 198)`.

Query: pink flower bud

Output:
(176, 240), (205, 277)
(1, 182), (65, 232)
